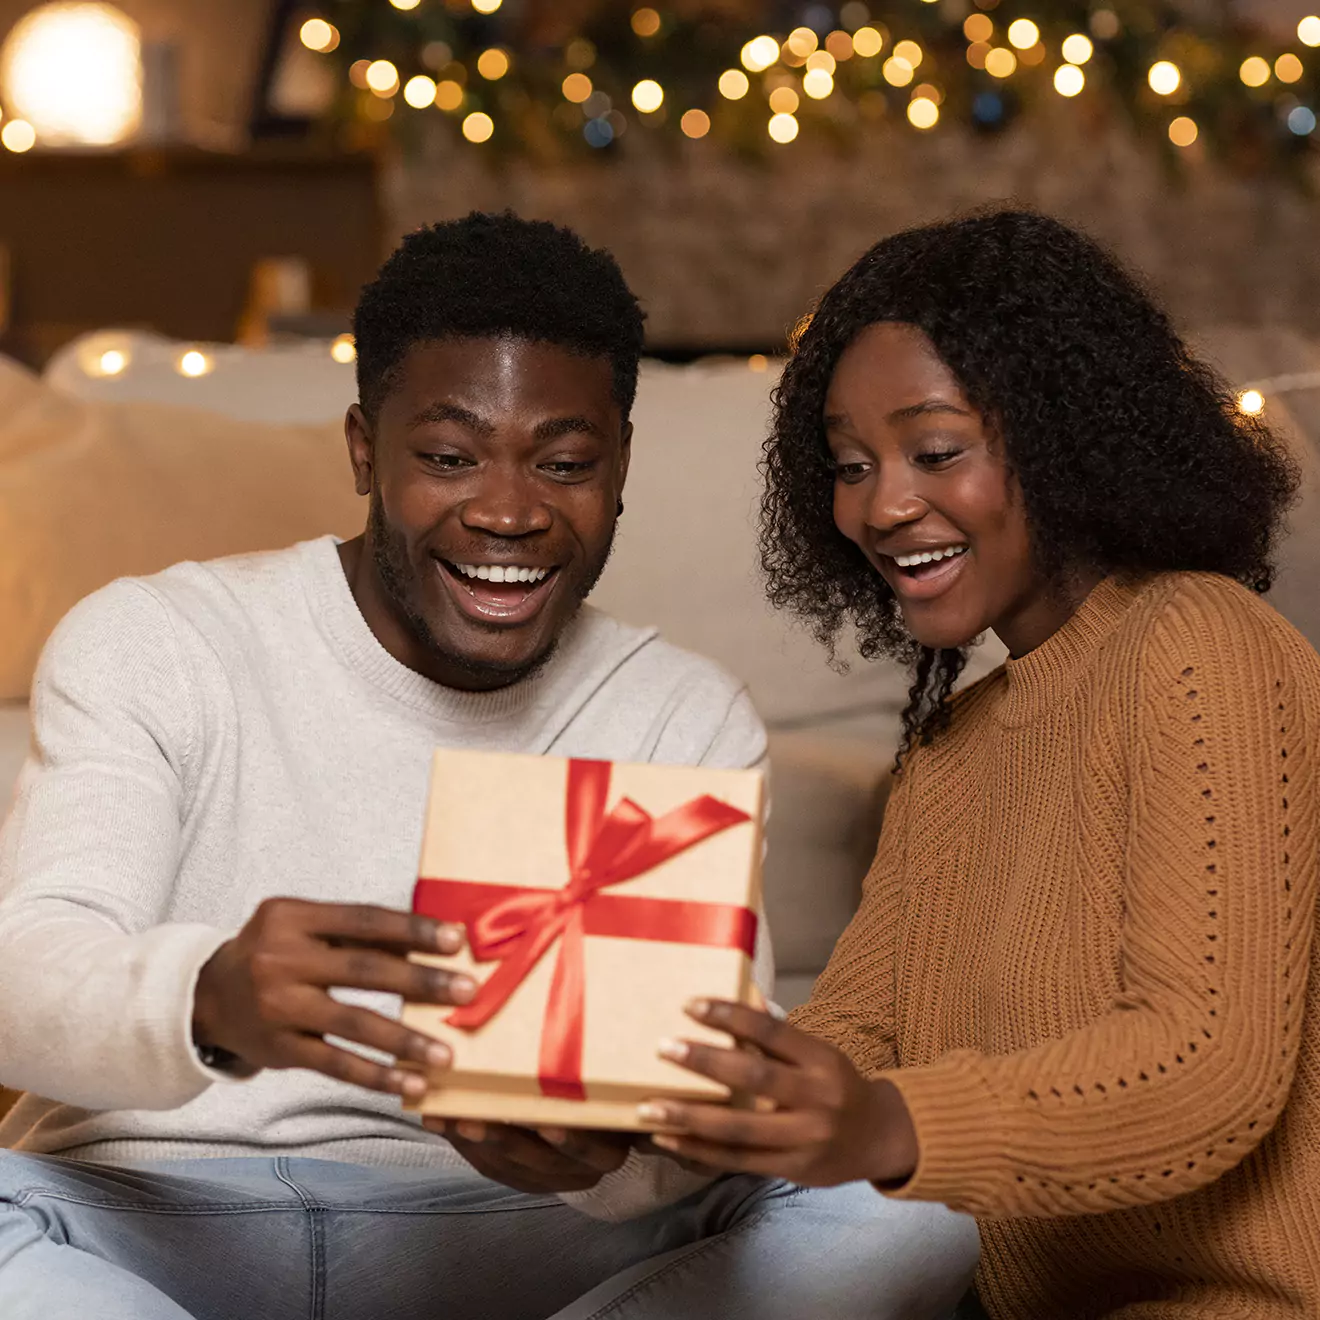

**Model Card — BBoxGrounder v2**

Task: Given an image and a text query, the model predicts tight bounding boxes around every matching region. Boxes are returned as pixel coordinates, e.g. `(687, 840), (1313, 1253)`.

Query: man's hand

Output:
(636, 998), (919, 1188)
(424, 1118), (633, 1194)
(192, 898), (475, 1100)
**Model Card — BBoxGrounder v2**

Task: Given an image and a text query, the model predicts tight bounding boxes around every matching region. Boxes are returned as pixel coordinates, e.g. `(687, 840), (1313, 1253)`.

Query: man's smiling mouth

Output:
(437, 559), (561, 624)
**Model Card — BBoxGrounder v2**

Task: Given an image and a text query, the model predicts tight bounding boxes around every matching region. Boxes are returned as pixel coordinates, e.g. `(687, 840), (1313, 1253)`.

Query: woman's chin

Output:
(900, 606), (982, 653)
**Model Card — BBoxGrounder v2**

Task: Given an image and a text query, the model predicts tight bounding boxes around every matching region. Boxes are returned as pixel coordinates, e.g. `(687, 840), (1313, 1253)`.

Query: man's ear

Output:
(345, 405), (374, 498)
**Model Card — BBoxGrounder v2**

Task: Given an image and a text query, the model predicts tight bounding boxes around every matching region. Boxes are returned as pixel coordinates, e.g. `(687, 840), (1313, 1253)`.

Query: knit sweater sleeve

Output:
(882, 580), (1319, 1218)
(0, 582), (232, 1110)
(788, 767), (909, 1075)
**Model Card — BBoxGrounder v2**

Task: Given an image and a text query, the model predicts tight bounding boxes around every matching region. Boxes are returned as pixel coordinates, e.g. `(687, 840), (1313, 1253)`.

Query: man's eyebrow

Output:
(887, 399), (973, 422)
(408, 402), (495, 435)
(533, 416), (608, 443)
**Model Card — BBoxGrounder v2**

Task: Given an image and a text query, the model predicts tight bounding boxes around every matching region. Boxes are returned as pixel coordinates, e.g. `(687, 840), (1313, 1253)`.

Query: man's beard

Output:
(367, 489), (614, 691)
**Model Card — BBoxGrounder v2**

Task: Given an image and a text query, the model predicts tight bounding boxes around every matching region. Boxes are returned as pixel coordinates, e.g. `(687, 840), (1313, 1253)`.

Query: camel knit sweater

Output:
(793, 572), (1320, 1319)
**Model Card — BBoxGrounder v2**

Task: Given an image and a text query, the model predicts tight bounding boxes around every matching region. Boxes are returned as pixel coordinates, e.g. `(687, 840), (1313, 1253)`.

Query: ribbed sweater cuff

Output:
(876, 1052), (1014, 1211)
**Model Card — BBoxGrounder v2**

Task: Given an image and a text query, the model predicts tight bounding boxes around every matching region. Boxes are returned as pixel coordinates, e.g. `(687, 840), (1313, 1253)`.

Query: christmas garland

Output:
(304, 1), (1320, 176)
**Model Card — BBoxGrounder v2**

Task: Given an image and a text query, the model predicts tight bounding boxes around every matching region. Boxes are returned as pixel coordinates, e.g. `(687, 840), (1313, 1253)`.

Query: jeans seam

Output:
(274, 1157), (324, 1320)
(11, 1191), (294, 1214)
(582, 1206), (778, 1320)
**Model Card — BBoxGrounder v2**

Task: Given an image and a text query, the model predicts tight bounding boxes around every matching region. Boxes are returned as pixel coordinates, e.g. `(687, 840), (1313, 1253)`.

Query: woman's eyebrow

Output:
(887, 399), (973, 422)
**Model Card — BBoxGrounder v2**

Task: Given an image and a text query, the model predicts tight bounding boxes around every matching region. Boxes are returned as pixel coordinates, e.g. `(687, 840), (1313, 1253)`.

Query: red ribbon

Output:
(413, 758), (756, 1100)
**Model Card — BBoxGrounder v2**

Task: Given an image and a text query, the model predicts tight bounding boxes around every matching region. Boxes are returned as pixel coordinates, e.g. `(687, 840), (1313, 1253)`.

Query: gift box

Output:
(401, 748), (764, 1130)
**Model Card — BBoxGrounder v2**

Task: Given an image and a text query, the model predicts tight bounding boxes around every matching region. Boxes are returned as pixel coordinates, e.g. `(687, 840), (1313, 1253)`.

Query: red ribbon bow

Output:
(412, 758), (756, 1100)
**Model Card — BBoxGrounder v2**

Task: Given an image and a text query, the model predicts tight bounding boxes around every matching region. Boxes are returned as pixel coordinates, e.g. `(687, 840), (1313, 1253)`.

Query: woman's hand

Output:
(638, 998), (919, 1188)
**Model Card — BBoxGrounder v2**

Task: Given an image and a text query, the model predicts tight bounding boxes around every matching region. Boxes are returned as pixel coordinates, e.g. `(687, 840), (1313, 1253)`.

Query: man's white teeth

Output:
(454, 564), (550, 584)
(892, 546), (968, 568)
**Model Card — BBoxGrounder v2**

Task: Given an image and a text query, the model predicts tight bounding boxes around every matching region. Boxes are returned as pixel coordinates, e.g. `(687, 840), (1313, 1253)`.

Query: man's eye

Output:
(422, 453), (472, 470)
(541, 460), (595, 477)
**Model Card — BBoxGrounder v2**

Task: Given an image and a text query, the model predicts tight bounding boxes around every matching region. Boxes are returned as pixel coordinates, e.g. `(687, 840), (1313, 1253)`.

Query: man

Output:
(0, 213), (977, 1318)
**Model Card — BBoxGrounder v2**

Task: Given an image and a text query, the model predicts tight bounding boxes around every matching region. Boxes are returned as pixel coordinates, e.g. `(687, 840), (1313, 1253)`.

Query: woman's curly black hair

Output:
(760, 209), (1299, 765)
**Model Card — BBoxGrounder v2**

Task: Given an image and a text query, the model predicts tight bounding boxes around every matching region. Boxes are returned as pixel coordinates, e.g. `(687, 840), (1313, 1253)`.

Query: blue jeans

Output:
(0, 1152), (978, 1319)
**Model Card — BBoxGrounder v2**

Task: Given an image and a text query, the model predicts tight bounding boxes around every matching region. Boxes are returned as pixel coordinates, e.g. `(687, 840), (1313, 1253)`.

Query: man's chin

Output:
(417, 626), (563, 693)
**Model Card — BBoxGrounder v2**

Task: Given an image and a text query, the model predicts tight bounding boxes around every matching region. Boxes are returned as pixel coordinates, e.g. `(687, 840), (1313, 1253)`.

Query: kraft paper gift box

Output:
(402, 748), (764, 1131)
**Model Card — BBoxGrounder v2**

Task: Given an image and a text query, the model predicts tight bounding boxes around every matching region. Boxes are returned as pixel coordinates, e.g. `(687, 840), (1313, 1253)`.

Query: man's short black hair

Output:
(353, 211), (646, 422)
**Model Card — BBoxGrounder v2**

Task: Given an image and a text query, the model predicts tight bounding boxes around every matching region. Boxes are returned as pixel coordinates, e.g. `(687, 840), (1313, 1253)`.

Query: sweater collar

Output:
(996, 574), (1149, 726)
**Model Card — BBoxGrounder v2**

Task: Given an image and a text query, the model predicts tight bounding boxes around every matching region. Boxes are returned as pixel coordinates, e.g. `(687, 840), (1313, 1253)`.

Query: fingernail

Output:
(658, 1037), (689, 1063)
(637, 1102), (671, 1125)
(685, 998), (712, 1020)
(539, 1127), (569, 1145)
(448, 976), (477, 1003)
(651, 1134), (680, 1151)
(401, 1073), (428, 1099)
(425, 1041), (451, 1069)
(436, 923), (464, 953)
(457, 1120), (486, 1142)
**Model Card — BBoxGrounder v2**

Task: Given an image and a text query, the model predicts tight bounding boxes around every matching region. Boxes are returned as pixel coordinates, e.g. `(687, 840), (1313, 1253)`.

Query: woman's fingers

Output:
(644, 1131), (796, 1177)
(640, 1099), (822, 1150)
(685, 998), (823, 1066)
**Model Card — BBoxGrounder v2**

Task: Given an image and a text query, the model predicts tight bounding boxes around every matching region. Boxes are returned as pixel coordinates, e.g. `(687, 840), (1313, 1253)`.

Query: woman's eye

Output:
(832, 461), (871, 484)
(916, 449), (963, 467)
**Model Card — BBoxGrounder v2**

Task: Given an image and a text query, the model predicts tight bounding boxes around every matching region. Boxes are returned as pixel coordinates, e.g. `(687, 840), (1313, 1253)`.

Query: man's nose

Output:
(459, 470), (553, 537)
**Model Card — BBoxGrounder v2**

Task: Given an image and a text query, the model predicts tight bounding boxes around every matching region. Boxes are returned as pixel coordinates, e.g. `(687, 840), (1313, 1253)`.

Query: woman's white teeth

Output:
(892, 546), (968, 568)
(455, 564), (550, 584)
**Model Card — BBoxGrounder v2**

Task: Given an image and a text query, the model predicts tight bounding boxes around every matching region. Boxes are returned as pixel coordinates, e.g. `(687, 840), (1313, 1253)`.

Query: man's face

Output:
(345, 337), (630, 690)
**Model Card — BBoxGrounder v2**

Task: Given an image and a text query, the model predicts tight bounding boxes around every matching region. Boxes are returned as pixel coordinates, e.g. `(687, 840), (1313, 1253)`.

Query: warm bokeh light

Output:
(786, 26), (818, 57)
(562, 73), (592, 103)
(768, 85), (799, 115)
(1007, 19), (1040, 50)
(1300, 16), (1320, 47)
(767, 111), (799, 143)
(892, 40), (924, 68)
(178, 350), (212, 379)
(806, 50), (837, 74)
(907, 95), (939, 128)
(631, 79), (663, 112)
(300, 19), (338, 54)
(1054, 64), (1085, 96)
(631, 7), (661, 38)
(363, 96), (394, 123)
(365, 60), (399, 95)
(1276, 54), (1304, 83)
(403, 75), (435, 108)
(680, 108), (710, 138)
(0, 2), (142, 146)
(462, 110), (494, 142)
(985, 47), (1017, 78)
(913, 82), (942, 105)
(825, 30), (854, 61)
(882, 56), (914, 87)
(1061, 33), (1093, 64)
(566, 38), (596, 70)
(718, 68), (750, 99)
(1238, 389), (1264, 415)
(390, 0), (420, 9)
(330, 335), (356, 365)
(98, 348), (128, 376)
(748, 354), (768, 372)
(1091, 9), (1121, 40)
(471, 0), (503, 12)
(349, 60), (371, 89)
(741, 35), (781, 73)
(802, 67), (834, 99)
(1148, 61), (1181, 95)
(477, 48), (510, 80)
(852, 27), (884, 59)
(434, 80), (464, 111)
(964, 14), (993, 43)
(1168, 115), (1198, 147)
(1240, 56), (1270, 87)
(0, 117), (35, 151)
(966, 42), (990, 69)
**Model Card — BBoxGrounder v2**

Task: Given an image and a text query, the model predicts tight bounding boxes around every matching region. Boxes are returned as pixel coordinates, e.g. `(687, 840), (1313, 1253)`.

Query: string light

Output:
(330, 335), (356, 365)
(964, 14), (993, 43)
(477, 48), (510, 80)
(825, 31), (854, 61)
(852, 27), (884, 58)
(390, 0), (420, 9)
(907, 95), (939, 128)
(985, 47), (1017, 78)
(718, 68), (750, 99)
(806, 50), (837, 74)
(786, 27), (818, 58)
(967, 43), (990, 69)
(1054, 64), (1085, 96)
(1300, 17), (1320, 47)
(462, 110), (494, 142)
(471, 0), (502, 12)
(803, 67), (834, 98)
(1061, 34), (1093, 64)
(892, 40), (924, 68)
(1168, 116), (1198, 146)
(741, 36), (780, 73)
(0, 118), (34, 151)
(1148, 61), (1181, 95)
(768, 86), (799, 115)
(435, 80), (463, 111)
(562, 73), (592, 103)
(680, 108), (710, 138)
(1275, 54), (1304, 84)
(1238, 389), (1264, 415)
(882, 56), (914, 86)
(403, 75), (436, 108)
(631, 8), (661, 38)
(748, 354), (769, 372)
(365, 60), (399, 95)
(1007, 19), (1040, 50)
(348, 60), (371, 89)
(1240, 56), (1270, 87)
(178, 350), (212, 378)
(300, 20), (338, 54)
(98, 348), (128, 376)
(631, 78), (663, 112)
(767, 111), (799, 142)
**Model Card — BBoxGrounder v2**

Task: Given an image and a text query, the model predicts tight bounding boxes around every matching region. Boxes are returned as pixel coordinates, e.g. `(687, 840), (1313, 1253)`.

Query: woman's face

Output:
(826, 322), (1068, 656)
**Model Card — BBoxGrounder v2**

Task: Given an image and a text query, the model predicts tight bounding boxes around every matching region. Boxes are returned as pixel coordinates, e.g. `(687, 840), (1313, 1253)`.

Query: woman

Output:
(637, 211), (1320, 1317)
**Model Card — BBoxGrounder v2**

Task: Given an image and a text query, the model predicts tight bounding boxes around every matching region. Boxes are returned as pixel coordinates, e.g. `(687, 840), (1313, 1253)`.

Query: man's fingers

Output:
(268, 899), (464, 956)
(538, 1127), (632, 1174)
(287, 992), (454, 1077)
(279, 1033), (429, 1100)
(302, 946), (477, 1006)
